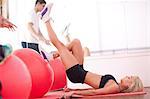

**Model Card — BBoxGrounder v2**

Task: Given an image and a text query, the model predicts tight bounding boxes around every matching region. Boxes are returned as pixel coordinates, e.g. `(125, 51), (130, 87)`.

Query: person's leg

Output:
(21, 42), (27, 48)
(66, 39), (84, 66)
(21, 42), (48, 59)
(41, 8), (101, 88)
(83, 47), (91, 57)
(28, 43), (40, 54)
(45, 21), (79, 70)
(44, 21), (101, 88)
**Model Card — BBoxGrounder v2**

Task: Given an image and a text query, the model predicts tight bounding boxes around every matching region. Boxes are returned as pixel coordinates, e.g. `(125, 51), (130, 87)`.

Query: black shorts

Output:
(21, 42), (48, 59)
(66, 64), (88, 84)
(21, 42), (40, 54)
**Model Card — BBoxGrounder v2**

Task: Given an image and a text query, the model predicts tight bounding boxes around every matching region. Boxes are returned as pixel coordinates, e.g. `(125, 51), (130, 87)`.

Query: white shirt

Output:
(27, 9), (40, 43)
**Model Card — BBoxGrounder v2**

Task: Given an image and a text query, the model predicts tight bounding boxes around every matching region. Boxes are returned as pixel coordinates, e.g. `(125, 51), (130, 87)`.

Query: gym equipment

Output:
(49, 58), (67, 90)
(0, 55), (32, 98)
(13, 48), (54, 98)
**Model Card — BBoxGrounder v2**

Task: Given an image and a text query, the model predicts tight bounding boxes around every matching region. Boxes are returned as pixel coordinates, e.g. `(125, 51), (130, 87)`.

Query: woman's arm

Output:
(72, 83), (120, 96)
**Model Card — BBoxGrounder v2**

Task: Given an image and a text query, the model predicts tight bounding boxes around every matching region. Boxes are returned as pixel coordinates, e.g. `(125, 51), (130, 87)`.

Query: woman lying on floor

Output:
(39, 5), (144, 96)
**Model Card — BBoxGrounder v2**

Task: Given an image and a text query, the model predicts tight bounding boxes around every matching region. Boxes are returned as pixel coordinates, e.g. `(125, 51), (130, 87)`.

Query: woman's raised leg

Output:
(66, 39), (84, 66)
(45, 21), (79, 70)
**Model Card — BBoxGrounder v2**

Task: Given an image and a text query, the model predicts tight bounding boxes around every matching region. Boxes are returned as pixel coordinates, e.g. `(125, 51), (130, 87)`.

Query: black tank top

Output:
(99, 74), (118, 88)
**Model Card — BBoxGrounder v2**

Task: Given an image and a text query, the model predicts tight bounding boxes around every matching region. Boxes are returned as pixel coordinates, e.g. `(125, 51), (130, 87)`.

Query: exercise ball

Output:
(13, 48), (54, 98)
(0, 55), (32, 98)
(49, 58), (67, 90)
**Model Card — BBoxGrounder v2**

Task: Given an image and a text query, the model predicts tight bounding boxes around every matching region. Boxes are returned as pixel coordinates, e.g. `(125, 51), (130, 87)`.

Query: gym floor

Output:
(43, 87), (150, 99)
(85, 87), (150, 99)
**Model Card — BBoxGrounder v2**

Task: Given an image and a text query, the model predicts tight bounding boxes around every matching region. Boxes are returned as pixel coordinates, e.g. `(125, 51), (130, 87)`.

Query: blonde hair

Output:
(122, 76), (144, 93)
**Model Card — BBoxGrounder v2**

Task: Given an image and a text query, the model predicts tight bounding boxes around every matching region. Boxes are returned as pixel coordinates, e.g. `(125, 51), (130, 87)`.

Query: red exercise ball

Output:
(0, 55), (32, 98)
(13, 48), (54, 98)
(49, 58), (67, 90)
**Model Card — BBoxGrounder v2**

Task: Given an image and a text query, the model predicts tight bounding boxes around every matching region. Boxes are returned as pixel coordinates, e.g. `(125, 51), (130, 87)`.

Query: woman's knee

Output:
(72, 39), (81, 46)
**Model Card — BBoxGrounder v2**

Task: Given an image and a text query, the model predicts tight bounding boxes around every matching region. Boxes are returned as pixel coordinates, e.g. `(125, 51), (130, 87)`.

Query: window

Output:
(96, 0), (148, 51)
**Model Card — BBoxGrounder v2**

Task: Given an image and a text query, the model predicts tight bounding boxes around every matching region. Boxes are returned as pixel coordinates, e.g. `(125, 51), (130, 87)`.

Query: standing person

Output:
(21, 0), (53, 59)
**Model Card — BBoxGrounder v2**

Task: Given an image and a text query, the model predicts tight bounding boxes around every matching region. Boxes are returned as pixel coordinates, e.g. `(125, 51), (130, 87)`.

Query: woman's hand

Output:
(72, 89), (96, 96)
(0, 16), (17, 31)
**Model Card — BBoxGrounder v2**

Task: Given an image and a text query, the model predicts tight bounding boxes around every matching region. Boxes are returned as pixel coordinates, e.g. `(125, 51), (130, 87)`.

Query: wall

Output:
(1, 0), (149, 52)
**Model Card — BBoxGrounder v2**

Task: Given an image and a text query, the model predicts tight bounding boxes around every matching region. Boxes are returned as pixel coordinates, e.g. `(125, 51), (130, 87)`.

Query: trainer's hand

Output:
(45, 40), (51, 45)
(53, 51), (60, 59)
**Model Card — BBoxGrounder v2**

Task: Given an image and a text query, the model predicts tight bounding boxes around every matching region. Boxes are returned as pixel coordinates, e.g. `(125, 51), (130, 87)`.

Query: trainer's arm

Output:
(28, 22), (49, 43)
